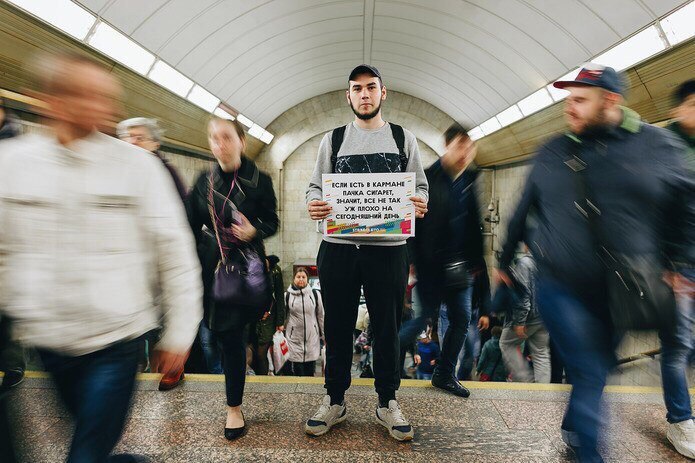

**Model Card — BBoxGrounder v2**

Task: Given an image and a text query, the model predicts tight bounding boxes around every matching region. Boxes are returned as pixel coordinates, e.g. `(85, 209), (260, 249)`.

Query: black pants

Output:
(0, 317), (25, 374)
(215, 308), (253, 407)
(318, 241), (408, 402)
(38, 338), (141, 463)
(291, 361), (316, 377)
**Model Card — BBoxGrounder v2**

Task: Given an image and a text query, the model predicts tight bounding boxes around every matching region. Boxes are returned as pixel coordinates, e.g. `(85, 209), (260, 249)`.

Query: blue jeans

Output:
(199, 321), (223, 374)
(438, 304), (480, 380)
(400, 281), (473, 378)
(39, 337), (141, 463)
(660, 268), (694, 424)
(537, 277), (619, 457)
(416, 370), (432, 380)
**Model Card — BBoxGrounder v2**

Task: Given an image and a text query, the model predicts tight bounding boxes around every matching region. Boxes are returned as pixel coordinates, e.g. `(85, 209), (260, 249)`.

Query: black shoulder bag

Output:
(566, 143), (676, 330)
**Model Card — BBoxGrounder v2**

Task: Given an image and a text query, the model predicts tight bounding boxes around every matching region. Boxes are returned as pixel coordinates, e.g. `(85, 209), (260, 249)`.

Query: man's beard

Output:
(574, 107), (609, 137)
(350, 99), (382, 120)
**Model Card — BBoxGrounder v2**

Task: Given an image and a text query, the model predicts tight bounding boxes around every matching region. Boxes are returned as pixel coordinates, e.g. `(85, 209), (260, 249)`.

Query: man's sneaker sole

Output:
(304, 408), (347, 437)
(375, 413), (414, 442)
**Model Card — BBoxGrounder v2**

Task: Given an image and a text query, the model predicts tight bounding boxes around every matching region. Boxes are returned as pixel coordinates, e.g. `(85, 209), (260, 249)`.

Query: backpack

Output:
(330, 123), (408, 173)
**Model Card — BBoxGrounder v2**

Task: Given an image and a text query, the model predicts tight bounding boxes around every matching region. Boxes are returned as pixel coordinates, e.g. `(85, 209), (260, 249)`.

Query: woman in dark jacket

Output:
(250, 255), (286, 375)
(187, 117), (278, 440)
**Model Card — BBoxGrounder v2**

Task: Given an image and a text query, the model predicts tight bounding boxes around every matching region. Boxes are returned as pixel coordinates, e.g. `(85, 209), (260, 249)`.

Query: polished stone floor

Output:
(6, 374), (694, 462)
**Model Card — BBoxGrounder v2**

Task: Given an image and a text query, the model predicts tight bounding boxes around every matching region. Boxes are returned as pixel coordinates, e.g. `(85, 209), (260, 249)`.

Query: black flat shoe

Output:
(224, 411), (246, 441)
(224, 425), (247, 441)
(431, 374), (471, 398)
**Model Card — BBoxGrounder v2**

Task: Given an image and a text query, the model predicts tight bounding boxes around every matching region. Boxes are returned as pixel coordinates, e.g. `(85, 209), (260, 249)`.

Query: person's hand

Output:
(430, 359), (436, 365)
(414, 354), (421, 365)
(513, 325), (527, 339)
(478, 316), (490, 331)
(495, 269), (513, 287)
(663, 271), (694, 297)
(276, 325), (285, 332)
(261, 311), (270, 321)
(409, 196), (428, 218)
(231, 212), (257, 242)
(363, 345), (370, 351)
(152, 350), (188, 377)
(308, 200), (332, 220)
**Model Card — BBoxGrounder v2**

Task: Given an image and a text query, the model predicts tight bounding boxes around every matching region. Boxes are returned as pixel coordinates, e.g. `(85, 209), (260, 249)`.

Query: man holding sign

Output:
(305, 64), (428, 441)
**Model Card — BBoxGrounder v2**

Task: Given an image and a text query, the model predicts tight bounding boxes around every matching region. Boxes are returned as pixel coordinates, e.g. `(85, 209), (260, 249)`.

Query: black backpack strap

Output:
(389, 123), (408, 172)
(330, 125), (347, 173)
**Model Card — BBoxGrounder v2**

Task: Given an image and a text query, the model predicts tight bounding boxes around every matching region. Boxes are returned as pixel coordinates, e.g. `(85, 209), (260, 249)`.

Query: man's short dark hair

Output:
(491, 326), (503, 338)
(444, 123), (470, 146)
(674, 79), (695, 106)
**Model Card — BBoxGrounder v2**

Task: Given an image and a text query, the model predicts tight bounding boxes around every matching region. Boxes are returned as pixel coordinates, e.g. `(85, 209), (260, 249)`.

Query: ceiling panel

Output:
(71, 0), (689, 128)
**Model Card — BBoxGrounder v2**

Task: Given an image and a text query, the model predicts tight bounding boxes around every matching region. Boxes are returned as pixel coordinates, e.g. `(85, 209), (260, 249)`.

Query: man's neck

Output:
(605, 106), (624, 127)
(678, 122), (695, 137)
(52, 121), (94, 147)
(441, 160), (464, 181)
(354, 113), (386, 130)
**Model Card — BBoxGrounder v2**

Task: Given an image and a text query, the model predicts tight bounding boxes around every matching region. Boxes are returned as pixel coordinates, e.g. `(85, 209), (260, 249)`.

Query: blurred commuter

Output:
(0, 97), (26, 391)
(499, 251), (550, 383)
(116, 117), (187, 200)
(414, 328), (439, 380)
(476, 326), (507, 382)
(668, 79), (694, 169)
(658, 79), (695, 459)
(285, 267), (324, 377)
(0, 52), (202, 463)
(249, 255), (286, 375)
(497, 64), (693, 463)
(187, 117), (278, 440)
(403, 123), (489, 398)
(117, 117), (189, 389)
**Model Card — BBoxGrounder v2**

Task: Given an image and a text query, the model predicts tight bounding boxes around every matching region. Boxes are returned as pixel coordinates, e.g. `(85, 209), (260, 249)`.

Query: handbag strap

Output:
(207, 166), (238, 265)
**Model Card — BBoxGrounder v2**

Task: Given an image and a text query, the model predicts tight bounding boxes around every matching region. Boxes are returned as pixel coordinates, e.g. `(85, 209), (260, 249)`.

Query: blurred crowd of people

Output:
(0, 51), (692, 463)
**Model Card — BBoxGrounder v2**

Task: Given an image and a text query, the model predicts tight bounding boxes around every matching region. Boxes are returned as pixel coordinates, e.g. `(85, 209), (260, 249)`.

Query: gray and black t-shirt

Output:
(306, 121), (429, 246)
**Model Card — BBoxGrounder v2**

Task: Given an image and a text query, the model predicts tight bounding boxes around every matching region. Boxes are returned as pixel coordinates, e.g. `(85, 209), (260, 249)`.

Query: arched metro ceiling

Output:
(76, 0), (687, 128)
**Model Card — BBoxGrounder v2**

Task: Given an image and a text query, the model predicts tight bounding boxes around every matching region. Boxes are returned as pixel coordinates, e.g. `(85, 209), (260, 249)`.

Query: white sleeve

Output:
(140, 158), (203, 354)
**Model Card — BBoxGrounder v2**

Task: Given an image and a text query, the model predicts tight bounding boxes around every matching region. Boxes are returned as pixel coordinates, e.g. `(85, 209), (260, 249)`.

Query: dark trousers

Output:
(291, 361), (316, 377)
(38, 337), (141, 463)
(318, 241), (408, 403)
(253, 343), (271, 376)
(0, 317), (25, 374)
(215, 311), (252, 407)
(400, 280), (473, 379)
(659, 268), (694, 424)
(537, 277), (619, 458)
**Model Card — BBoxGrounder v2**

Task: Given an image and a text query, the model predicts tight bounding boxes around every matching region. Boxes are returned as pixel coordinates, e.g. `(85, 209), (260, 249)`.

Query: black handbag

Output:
(207, 169), (271, 311)
(565, 144), (676, 330)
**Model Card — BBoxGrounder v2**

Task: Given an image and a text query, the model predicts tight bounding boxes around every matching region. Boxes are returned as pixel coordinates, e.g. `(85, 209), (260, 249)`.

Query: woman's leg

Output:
(255, 343), (270, 376)
(302, 361), (316, 377)
(216, 322), (248, 408)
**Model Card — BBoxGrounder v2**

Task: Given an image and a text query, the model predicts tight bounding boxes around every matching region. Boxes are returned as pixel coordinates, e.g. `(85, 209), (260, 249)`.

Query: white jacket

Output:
(0, 132), (203, 356)
(285, 286), (324, 363)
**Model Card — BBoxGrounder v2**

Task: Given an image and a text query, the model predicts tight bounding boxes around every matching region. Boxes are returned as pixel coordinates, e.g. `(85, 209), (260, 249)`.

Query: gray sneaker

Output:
(304, 395), (347, 436)
(375, 400), (414, 441)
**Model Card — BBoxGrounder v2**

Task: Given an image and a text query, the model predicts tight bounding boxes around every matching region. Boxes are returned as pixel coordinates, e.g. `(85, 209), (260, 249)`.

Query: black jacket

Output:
(186, 157), (279, 329)
(412, 160), (486, 297)
(500, 108), (693, 295)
